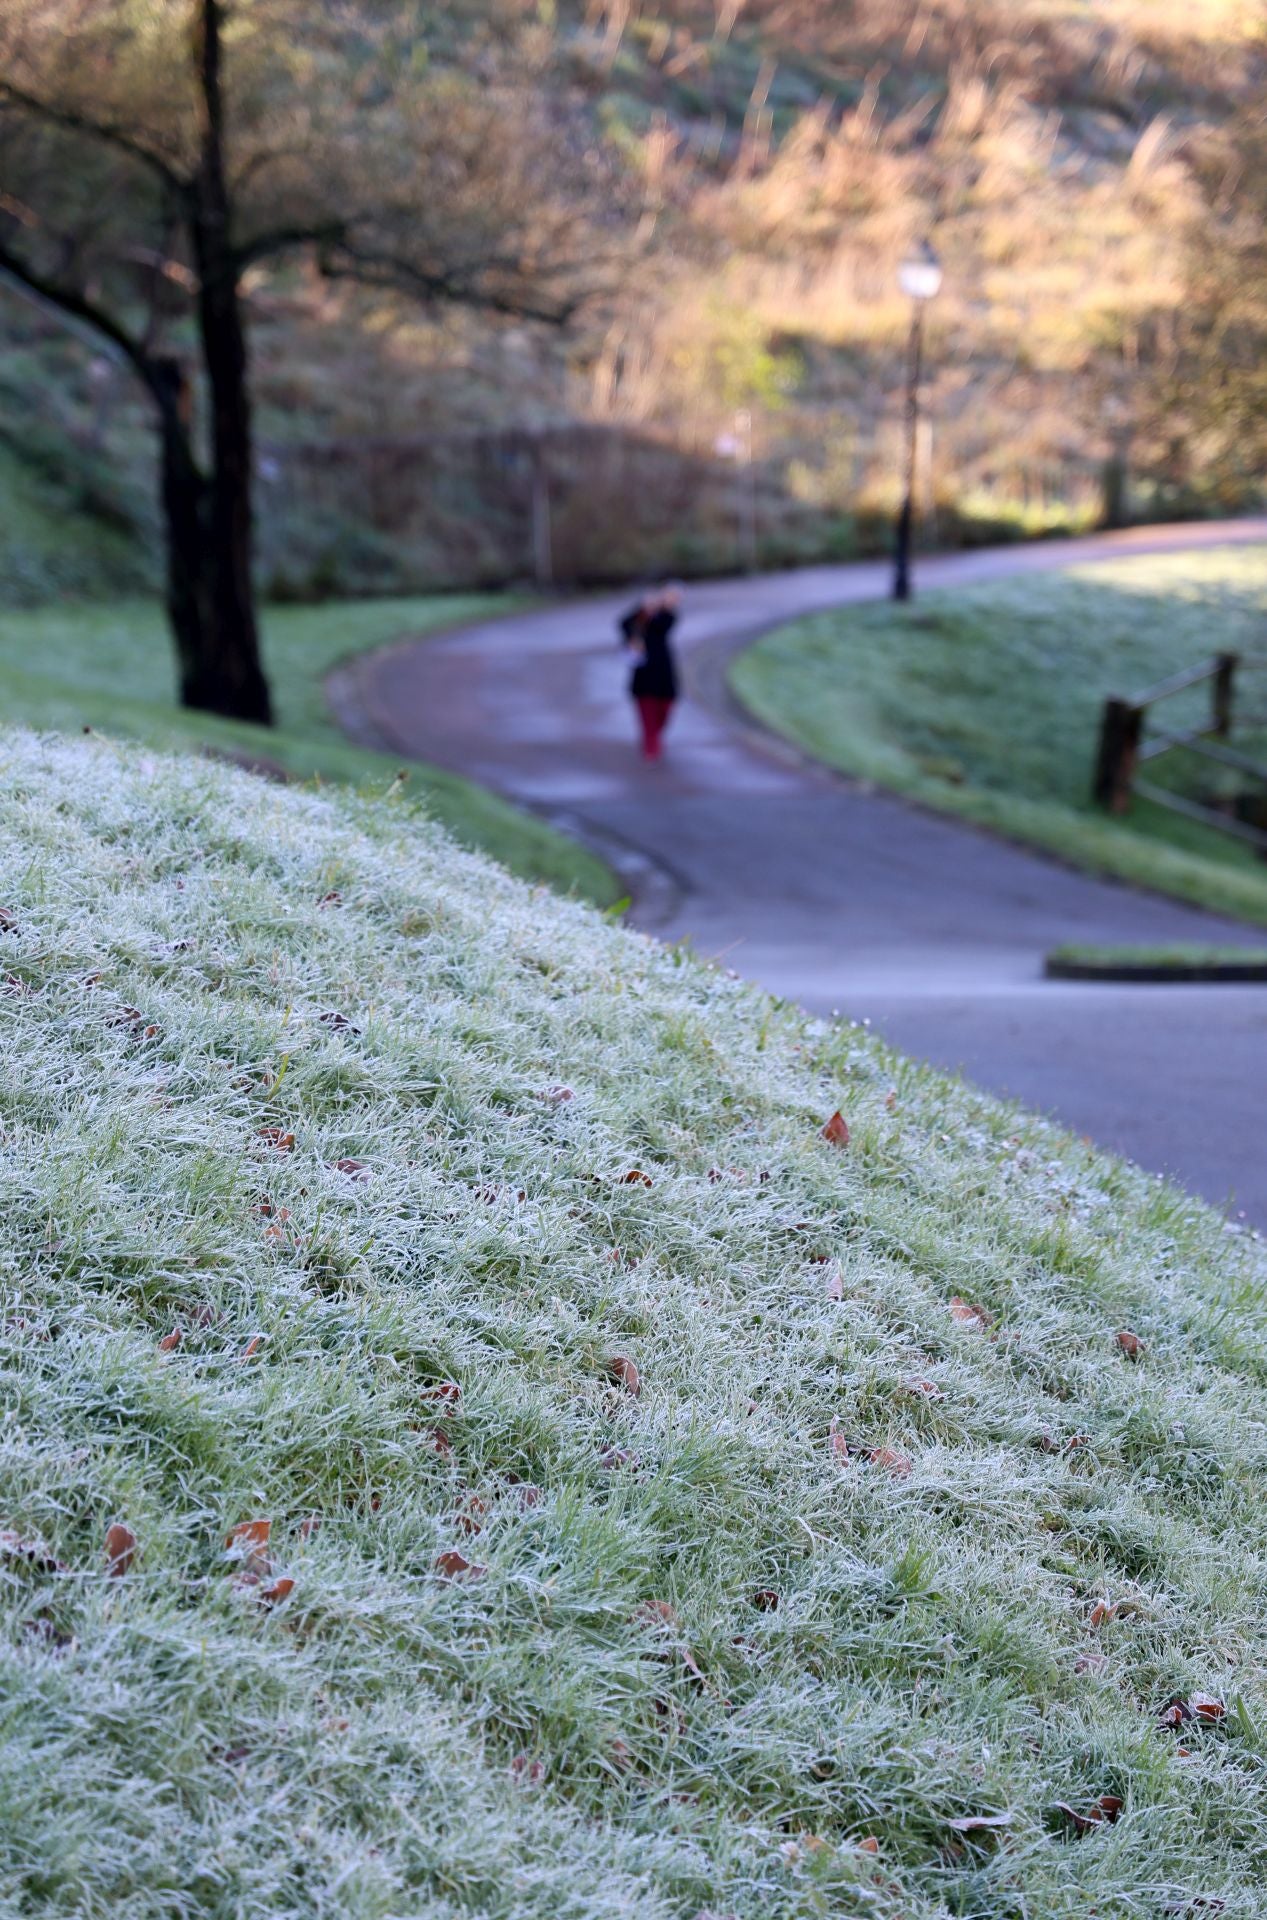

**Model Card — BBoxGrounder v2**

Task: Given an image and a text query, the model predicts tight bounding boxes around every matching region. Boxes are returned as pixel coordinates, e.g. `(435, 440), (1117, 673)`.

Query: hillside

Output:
(2, 729), (1266, 1917)
(3, 0), (1264, 600)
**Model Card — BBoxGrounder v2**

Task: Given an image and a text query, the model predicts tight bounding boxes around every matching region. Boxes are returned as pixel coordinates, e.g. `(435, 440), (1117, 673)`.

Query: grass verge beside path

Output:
(3, 727), (1267, 1917)
(732, 547), (1267, 927)
(0, 595), (618, 907)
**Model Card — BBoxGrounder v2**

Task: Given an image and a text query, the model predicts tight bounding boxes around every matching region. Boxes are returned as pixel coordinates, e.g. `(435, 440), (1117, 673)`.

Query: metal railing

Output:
(1093, 652), (1267, 854)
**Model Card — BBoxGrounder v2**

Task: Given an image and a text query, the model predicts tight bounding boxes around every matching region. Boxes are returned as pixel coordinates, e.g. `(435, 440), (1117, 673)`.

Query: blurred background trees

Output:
(0, 0), (600, 715)
(1, 0), (1264, 642)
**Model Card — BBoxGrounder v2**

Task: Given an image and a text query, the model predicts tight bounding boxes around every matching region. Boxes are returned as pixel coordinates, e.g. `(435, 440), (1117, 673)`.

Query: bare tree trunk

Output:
(153, 356), (215, 704)
(187, 0), (273, 724)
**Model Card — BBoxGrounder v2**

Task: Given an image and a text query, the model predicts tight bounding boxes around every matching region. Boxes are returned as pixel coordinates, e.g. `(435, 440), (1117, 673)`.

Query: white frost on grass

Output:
(1, 729), (1266, 1920)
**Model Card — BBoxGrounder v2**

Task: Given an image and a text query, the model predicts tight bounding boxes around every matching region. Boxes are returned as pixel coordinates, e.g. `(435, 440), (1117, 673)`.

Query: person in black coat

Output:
(620, 585), (681, 761)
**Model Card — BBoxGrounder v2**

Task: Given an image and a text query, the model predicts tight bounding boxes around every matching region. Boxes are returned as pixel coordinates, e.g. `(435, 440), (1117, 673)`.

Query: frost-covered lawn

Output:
(2, 730), (1266, 1920)
(733, 547), (1267, 927)
(0, 594), (617, 906)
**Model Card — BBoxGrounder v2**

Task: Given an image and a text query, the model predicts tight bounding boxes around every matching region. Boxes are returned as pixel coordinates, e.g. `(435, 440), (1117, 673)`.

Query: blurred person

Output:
(619, 584), (682, 762)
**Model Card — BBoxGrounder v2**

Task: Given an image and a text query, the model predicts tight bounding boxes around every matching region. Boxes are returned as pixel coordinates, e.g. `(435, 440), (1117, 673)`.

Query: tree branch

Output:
(317, 239), (583, 326)
(0, 78), (189, 196)
(0, 236), (162, 396)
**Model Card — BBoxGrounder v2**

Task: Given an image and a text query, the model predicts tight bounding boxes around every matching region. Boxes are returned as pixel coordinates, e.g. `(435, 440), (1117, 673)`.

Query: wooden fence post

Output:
(1093, 697), (1142, 812)
(1213, 652), (1238, 737)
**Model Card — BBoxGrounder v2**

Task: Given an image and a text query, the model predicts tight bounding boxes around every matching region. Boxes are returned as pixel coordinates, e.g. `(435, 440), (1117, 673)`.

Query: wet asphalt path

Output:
(330, 522), (1267, 1223)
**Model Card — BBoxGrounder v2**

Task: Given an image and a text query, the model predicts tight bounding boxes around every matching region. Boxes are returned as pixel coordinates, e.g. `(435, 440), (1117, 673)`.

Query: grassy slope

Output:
(2, 729), (1267, 1918)
(732, 547), (1267, 927)
(0, 595), (617, 907)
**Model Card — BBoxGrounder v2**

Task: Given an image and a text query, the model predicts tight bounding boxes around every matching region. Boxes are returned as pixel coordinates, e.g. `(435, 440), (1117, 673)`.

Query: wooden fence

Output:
(1093, 652), (1267, 856)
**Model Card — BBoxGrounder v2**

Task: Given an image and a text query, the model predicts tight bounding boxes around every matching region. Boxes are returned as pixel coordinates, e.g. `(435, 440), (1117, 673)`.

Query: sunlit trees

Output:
(0, 1), (593, 720)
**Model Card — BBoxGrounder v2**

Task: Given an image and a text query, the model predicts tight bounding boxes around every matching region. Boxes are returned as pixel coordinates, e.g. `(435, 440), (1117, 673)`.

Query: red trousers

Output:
(635, 695), (674, 760)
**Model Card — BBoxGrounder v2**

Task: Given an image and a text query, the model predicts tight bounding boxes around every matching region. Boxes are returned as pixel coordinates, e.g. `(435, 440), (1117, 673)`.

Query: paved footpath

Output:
(332, 521), (1267, 1225)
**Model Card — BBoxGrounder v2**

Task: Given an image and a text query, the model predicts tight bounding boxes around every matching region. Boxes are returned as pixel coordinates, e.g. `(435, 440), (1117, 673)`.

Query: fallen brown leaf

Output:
(240, 1335), (262, 1360)
(332, 1158), (371, 1180)
(821, 1110), (850, 1147)
(858, 1835), (880, 1854)
(157, 1327), (182, 1353)
(621, 1168), (653, 1186)
(509, 1752), (547, 1784)
(104, 1522), (137, 1578)
(1074, 1650), (1108, 1676)
(608, 1355), (641, 1395)
(1191, 1692), (1226, 1723)
(0, 1528), (69, 1574)
(825, 1264), (844, 1301)
(318, 890), (342, 908)
(227, 1518), (272, 1584)
(259, 1575), (294, 1608)
(752, 1588), (780, 1611)
(903, 1378), (944, 1402)
(299, 1515), (321, 1541)
(457, 1496), (488, 1536)
(949, 1297), (992, 1330)
(422, 1381), (462, 1408)
(830, 1424), (851, 1462)
(255, 1126), (295, 1152)
(598, 1445), (637, 1470)
(1089, 1600), (1119, 1628)
(870, 1445), (912, 1479)
(1115, 1328), (1143, 1359)
(1054, 1794), (1123, 1833)
(435, 1548), (484, 1579)
(635, 1599), (679, 1629)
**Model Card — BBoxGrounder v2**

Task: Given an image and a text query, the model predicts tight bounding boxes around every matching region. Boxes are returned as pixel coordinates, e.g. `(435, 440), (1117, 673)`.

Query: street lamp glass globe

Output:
(899, 249), (943, 303)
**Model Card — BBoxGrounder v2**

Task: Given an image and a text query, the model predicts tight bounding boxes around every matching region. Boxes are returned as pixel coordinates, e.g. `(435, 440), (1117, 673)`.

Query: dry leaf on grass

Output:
(752, 1588), (780, 1611)
(821, 1111), (850, 1147)
(331, 1158), (370, 1180)
(104, 1522), (137, 1577)
(157, 1327), (182, 1352)
(825, 1264), (844, 1301)
(635, 1599), (679, 1630)
(240, 1335), (262, 1360)
(255, 1127), (295, 1152)
(1115, 1328), (1143, 1359)
(259, 1576), (294, 1608)
(1054, 1794), (1123, 1833)
(226, 1518), (272, 1584)
(598, 1445), (638, 1470)
(435, 1548), (484, 1579)
(0, 1528), (69, 1574)
(510, 1752), (547, 1784)
(949, 1297), (991, 1330)
(607, 1355), (641, 1395)
(858, 1835), (880, 1854)
(1089, 1599), (1119, 1628)
(422, 1381), (462, 1408)
(621, 1168), (653, 1187)
(870, 1445), (912, 1479)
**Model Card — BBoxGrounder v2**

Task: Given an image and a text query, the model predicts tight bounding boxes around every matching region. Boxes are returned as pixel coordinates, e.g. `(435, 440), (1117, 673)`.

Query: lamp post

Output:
(893, 242), (943, 602)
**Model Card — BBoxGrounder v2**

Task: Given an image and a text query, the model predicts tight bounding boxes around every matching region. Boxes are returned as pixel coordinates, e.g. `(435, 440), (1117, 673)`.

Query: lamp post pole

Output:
(892, 243), (942, 603)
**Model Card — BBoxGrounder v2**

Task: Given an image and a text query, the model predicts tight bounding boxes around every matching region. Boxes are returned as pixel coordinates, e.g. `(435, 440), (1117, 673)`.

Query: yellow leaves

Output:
(820, 1110), (850, 1147)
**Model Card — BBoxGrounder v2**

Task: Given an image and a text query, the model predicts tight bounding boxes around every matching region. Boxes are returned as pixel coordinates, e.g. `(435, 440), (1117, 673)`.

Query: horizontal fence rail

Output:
(1093, 651), (1267, 857)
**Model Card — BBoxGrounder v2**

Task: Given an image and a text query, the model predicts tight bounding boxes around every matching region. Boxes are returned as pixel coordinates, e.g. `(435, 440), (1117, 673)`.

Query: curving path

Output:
(331, 522), (1267, 1224)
